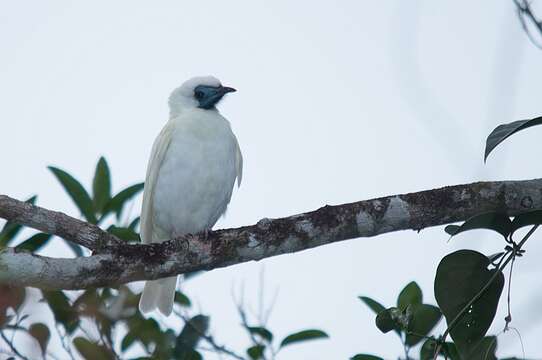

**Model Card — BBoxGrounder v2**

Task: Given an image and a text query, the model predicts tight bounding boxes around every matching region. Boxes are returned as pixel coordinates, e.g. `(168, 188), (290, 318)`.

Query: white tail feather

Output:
(138, 276), (177, 316)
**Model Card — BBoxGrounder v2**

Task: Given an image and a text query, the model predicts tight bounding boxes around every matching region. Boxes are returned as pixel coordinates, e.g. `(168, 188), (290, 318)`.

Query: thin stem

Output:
(0, 331), (29, 360)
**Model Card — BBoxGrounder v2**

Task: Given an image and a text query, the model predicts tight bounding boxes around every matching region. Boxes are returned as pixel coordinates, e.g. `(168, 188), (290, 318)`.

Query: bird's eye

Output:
(194, 90), (204, 99)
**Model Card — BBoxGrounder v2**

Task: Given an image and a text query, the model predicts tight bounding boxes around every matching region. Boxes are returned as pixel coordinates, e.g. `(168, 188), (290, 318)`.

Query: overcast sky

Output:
(1, 1), (542, 358)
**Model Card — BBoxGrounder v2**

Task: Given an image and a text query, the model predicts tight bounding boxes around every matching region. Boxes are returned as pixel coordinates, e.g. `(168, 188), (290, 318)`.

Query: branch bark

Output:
(1, 178), (541, 290)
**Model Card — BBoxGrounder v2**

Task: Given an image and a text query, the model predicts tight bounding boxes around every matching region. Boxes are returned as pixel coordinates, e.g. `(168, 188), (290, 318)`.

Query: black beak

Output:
(221, 86), (237, 94)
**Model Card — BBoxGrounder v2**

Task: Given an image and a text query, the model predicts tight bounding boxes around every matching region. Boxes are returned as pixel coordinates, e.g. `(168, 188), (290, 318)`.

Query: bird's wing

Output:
(140, 121), (175, 244)
(234, 134), (243, 187)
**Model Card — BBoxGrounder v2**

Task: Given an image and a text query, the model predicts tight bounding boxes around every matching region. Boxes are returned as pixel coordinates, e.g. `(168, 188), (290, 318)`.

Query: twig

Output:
(514, 0), (542, 49)
(174, 309), (245, 360)
(0, 331), (29, 360)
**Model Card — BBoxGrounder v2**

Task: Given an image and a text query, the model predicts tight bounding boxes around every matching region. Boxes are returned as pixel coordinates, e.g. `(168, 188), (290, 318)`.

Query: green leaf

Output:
(121, 330), (137, 352)
(128, 216), (140, 231)
(247, 326), (273, 342)
(358, 296), (386, 315)
(92, 157), (111, 215)
(405, 304), (441, 346)
(279, 329), (328, 348)
(73, 337), (115, 360)
(434, 250), (503, 358)
(420, 339), (461, 360)
(15, 233), (52, 252)
(107, 225), (139, 242)
(29, 323), (50, 355)
(0, 195), (37, 247)
(511, 210), (542, 235)
(48, 166), (97, 223)
(174, 291), (192, 307)
(484, 116), (542, 161)
(41, 290), (80, 334)
(375, 307), (405, 333)
(174, 315), (210, 357)
(351, 355), (384, 360)
(103, 183), (144, 219)
(64, 240), (84, 257)
(397, 281), (423, 310)
(444, 212), (512, 239)
(247, 345), (265, 360)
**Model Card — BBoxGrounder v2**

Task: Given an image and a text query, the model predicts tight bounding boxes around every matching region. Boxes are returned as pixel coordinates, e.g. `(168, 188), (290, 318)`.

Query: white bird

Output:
(138, 76), (242, 316)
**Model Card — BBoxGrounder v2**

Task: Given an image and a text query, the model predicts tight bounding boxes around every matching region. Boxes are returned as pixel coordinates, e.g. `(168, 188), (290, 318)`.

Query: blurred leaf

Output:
(397, 281), (422, 310)
(93, 157), (111, 215)
(128, 216), (140, 231)
(511, 210), (542, 235)
(0, 195), (37, 247)
(405, 304), (441, 346)
(121, 330), (137, 352)
(358, 296), (386, 315)
(73, 337), (114, 360)
(444, 212), (511, 239)
(0, 285), (26, 325)
(484, 116), (542, 161)
(435, 250), (503, 358)
(48, 166), (97, 223)
(279, 329), (328, 348)
(247, 326), (273, 342)
(41, 290), (79, 334)
(247, 345), (265, 359)
(174, 315), (210, 358)
(15, 233), (52, 252)
(29, 323), (50, 355)
(351, 355), (384, 360)
(174, 292), (192, 307)
(103, 183), (144, 219)
(375, 307), (404, 334)
(420, 339), (460, 360)
(64, 240), (84, 257)
(107, 225), (139, 242)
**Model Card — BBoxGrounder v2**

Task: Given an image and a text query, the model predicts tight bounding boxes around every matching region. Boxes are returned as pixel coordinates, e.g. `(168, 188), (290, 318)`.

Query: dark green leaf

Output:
(121, 330), (136, 352)
(405, 304), (441, 346)
(484, 116), (542, 161)
(29, 323), (50, 355)
(48, 166), (97, 223)
(397, 281), (422, 310)
(444, 212), (512, 239)
(174, 315), (210, 357)
(487, 252), (505, 263)
(107, 225), (139, 242)
(247, 326), (273, 342)
(92, 157), (111, 214)
(420, 339), (461, 360)
(0, 196), (37, 247)
(73, 337), (115, 360)
(358, 296), (386, 315)
(279, 329), (328, 348)
(434, 250), (503, 357)
(128, 216), (140, 231)
(103, 183), (144, 219)
(511, 210), (542, 235)
(174, 291), (191, 307)
(375, 307), (404, 333)
(41, 290), (79, 334)
(247, 345), (265, 360)
(351, 355), (384, 360)
(15, 233), (52, 252)
(64, 240), (84, 257)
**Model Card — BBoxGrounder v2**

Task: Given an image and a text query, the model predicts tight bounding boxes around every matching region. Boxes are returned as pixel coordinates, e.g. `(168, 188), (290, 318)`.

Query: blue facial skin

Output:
(194, 85), (236, 109)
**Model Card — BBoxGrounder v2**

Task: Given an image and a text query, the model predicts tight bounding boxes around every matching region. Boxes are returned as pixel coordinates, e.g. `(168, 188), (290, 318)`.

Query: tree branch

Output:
(1, 178), (541, 290)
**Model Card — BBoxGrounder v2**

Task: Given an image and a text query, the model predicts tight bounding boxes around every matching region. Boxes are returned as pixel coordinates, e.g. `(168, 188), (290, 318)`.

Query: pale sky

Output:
(1, 1), (542, 359)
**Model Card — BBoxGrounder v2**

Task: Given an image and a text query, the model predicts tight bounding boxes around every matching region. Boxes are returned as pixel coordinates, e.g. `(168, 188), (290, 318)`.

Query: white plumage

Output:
(138, 76), (242, 316)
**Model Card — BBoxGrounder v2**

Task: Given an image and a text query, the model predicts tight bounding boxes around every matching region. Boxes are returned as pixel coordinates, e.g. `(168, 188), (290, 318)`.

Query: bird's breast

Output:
(152, 116), (238, 237)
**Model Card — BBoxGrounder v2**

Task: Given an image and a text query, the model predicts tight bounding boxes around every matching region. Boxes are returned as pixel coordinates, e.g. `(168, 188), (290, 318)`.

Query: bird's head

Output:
(168, 76), (236, 117)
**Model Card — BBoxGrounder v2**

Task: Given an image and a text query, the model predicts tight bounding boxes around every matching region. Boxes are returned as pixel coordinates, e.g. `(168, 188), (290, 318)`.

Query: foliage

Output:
(0, 157), (327, 359)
